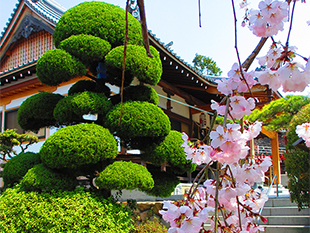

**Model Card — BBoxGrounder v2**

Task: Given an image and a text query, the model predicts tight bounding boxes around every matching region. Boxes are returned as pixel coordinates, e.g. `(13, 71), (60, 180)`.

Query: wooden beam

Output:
(158, 79), (206, 106)
(271, 132), (281, 184)
(190, 104), (213, 115)
(261, 127), (277, 139)
(173, 84), (207, 92)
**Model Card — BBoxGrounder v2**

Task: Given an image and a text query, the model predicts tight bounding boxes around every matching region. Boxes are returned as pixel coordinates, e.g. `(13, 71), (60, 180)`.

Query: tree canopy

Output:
(247, 95), (310, 131)
(192, 53), (222, 76)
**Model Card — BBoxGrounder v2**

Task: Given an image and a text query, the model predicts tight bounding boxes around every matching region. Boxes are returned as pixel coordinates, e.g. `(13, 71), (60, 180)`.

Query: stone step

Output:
(264, 198), (297, 207)
(262, 206), (310, 216)
(260, 225), (310, 233)
(264, 216), (310, 225)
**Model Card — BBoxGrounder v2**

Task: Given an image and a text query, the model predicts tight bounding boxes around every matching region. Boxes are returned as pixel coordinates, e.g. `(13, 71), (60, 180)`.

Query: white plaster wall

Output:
(152, 85), (166, 109)
(171, 95), (190, 119)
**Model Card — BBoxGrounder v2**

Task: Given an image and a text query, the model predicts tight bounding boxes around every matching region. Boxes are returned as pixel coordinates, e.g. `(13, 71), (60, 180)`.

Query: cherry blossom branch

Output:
(214, 162), (220, 233)
(188, 161), (212, 197)
(198, 0), (202, 27)
(231, 0), (253, 96)
(242, 37), (268, 71)
(285, 0), (297, 48)
(118, 0), (130, 126)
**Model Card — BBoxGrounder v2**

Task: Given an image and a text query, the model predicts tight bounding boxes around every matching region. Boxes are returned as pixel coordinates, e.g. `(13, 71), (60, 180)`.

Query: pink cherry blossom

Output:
(296, 123), (310, 146)
(210, 125), (227, 148)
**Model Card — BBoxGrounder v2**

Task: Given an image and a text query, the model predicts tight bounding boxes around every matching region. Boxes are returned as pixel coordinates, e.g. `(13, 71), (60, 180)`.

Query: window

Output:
(5, 110), (23, 134)
(4, 109), (46, 138)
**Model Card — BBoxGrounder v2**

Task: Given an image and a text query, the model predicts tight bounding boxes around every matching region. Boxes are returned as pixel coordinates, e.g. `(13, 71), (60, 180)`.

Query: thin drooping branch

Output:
(198, 0), (202, 27)
(188, 161), (212, 197)
(285, 0), (297, 48)
(231, 0), (252, 96)
(242, 37), (268, 71)
(137, 0), (153, 58)
(118, 0), (130, 126)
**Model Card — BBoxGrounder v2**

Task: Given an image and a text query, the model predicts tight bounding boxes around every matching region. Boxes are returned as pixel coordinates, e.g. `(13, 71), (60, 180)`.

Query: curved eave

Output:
(149, 31), (217, 88)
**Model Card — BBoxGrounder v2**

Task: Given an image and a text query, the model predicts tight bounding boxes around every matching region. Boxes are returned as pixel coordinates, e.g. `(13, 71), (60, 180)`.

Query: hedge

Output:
(20, 163), (78, 192)
(17, 92), (64, 132)
(40, 123), (118, 169)
(285, 103), (310, 209)
(2, 152), (41, 187)
(37, 49), (86, 86)
(0, 187), (133, 232)
(106, 45), (162, 86)
(95, 161), (154, 192)
(53, 2), (142, 48)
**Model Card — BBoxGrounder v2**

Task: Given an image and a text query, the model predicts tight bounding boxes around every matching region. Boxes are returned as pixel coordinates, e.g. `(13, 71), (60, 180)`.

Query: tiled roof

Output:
(1, 0), (65, 39)
(0, 0), (221, 86)
(0, 59), (38, 77)
(149, 30), (223, 84)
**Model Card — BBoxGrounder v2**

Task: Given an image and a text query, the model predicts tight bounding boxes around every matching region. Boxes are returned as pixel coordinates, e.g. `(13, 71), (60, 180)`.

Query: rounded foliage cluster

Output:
(53, 91), (112, 125)
(40, 123), (117, 169)
(20, 163), (78, 192)
(0, 187), (133, 232)
(111, 85), (159, 105)
(68, 80), (97, 95)
(143, 131), (196, 174)
(59, 34), (111, 67)
(53, 2), (142, 48)
(37, 49), (86, 86)
(145, 170), (180, 197)
(3, 152), (41, 187)
(285, 103), (310, 209)
(95, 161), (154, 192)
(105, 101), (170, 140)
(248, 95), (310, 131)
(17, 92), (64, 132)
(106, 45), (162, 86)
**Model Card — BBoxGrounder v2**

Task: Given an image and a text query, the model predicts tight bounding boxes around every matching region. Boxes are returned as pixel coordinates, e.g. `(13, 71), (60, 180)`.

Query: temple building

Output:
(0, 0), (283, 188)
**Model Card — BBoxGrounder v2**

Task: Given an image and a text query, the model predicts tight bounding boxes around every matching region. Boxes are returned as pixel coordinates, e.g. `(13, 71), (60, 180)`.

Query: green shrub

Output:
(95, 161), (154, 192)
(143, 130), (196, 174)
(145, 170), (180, 197)
(111, 85), (159, 106)
(105, 101), (170, 142)
(134, 217), (167, 233)
(40, 123), (118, 169)
(37, 49), (86, 86)
(17, 92), (64, 132)
(0, 187), (133, 232)
(285, 103), (310, 209)
(106, 45), (162, 86)
(53, 91), (112, 125)
(3, 152), (41, 187)
(53, 2), (142, 48)
(20, 163), (78, 192)
(59, 34), (111, 67)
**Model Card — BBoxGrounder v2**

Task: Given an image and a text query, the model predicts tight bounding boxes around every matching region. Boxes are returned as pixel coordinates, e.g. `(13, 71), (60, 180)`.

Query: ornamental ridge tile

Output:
(1, 0), (64, 39)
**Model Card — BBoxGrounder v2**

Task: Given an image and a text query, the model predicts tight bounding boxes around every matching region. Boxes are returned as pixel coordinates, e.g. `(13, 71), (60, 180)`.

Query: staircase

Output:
(260, 197), (310, 233)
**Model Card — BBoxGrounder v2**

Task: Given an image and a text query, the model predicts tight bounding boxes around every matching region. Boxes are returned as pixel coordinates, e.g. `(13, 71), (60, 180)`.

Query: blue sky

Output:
(1, 0), (309, 95)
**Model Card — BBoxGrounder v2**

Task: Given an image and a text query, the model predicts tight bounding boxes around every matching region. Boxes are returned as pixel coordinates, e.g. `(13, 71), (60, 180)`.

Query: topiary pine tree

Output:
(2, 2), (196, 204)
